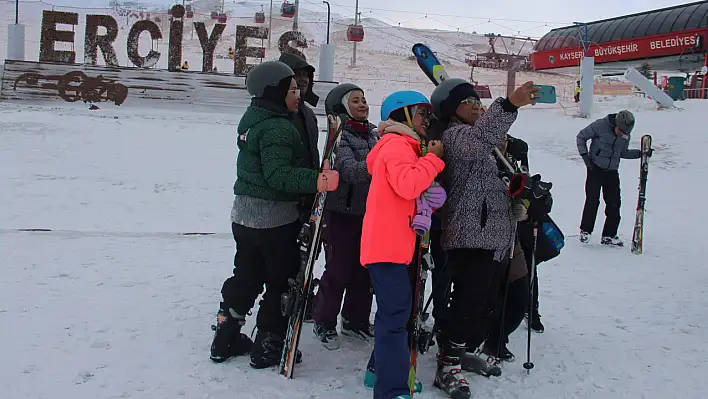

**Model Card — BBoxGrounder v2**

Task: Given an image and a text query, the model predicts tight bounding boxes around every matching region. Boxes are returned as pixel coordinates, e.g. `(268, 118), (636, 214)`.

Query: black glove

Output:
(528, 193), (553, 220)
(581, 154), (595, 170)
(506, 136), (529, 162)
(644, 148), (654, 158)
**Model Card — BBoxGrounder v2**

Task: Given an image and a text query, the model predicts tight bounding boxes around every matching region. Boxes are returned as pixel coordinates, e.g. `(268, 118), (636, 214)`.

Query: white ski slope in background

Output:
(1, 98), (707, 399)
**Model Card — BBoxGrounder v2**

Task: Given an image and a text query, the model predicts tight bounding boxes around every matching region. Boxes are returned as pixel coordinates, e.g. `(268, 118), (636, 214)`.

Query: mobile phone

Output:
(533, 85), (557, 104)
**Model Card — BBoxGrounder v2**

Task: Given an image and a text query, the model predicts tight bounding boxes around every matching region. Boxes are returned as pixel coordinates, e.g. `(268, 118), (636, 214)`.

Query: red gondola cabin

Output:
(281, 2), (295, 18)
(255, 11), (265, 23)
(347, 24), (364, 42)
(210, 11), (218, 19)
(218, 13), (227, 23)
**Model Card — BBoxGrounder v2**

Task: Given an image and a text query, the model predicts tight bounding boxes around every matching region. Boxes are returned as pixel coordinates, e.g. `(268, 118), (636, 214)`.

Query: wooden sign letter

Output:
(168, 5), (185, 71)
(127, 20), (163, 68)
(39, 10), (79, 63)
(233, 25), (268, 75)
(84, 14), (119, 67)
(278, 31), (308, 60)
(195, 22), (225, 72)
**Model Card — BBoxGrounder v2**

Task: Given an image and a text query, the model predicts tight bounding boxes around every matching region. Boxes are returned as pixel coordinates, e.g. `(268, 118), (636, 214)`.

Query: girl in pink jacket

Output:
(361, 91), (445, 399)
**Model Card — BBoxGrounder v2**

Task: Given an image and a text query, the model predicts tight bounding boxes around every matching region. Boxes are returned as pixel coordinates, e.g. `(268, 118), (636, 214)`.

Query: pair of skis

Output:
(279, 113), (346, 378)
(631, 135), (652, 254)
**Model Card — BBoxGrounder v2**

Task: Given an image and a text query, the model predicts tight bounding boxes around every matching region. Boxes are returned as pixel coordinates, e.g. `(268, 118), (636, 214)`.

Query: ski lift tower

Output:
(292, 0), (299, 31)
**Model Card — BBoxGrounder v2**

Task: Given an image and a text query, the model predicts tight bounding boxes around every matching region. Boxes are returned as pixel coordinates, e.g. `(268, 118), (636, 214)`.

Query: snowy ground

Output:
(1, 97), (707, 399)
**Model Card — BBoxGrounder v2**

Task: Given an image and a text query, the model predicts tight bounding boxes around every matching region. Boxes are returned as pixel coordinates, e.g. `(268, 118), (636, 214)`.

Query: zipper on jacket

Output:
(609, 136), (618, 169)
(481, 199), (488, 228)
(345, 185), (354, 210)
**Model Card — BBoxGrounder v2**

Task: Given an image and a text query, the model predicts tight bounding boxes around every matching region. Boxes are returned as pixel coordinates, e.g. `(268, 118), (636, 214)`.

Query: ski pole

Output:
(493, 232), (515, 359)
(523, 220), (539, 374)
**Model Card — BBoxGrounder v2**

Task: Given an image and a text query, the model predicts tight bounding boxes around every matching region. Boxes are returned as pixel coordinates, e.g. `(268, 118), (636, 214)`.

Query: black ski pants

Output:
(485, 275), (528, 352)
(429, 227), (450, 323)
(580, 167), (621, 237)
(439, 248), (506, 350)
(221, 221), (301, 337)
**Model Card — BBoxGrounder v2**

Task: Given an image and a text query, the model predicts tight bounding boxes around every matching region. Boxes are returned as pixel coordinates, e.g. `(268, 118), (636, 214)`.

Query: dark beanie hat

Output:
(261, 76), (293, 109)
(439, 83), (479, 120)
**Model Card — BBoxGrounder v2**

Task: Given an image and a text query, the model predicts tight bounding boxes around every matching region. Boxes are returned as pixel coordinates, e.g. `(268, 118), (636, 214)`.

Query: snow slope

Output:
(1, 96), (707, 399)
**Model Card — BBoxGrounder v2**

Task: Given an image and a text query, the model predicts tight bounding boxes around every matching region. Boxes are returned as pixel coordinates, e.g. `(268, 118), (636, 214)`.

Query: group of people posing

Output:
(207, 53), (647, 399)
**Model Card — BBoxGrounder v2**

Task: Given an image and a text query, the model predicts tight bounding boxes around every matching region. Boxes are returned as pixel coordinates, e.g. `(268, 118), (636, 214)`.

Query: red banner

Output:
(530, 28), (706, 70)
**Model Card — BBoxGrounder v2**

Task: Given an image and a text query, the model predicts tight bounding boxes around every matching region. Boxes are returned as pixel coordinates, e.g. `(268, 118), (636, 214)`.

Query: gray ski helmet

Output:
(325, 83), (363, 115)
(430, 77), (473, 119)
(616, 110), (635, 134)
(245, 61), (295, 97)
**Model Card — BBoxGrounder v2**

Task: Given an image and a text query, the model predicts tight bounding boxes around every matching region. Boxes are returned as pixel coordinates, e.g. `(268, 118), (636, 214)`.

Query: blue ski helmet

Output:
(380, 91), (432, 121)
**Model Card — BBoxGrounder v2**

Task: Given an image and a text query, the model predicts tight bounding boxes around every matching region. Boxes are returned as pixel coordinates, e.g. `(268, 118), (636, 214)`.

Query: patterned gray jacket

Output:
(325, 120), (379, 216)
(440, 97), (519, 261)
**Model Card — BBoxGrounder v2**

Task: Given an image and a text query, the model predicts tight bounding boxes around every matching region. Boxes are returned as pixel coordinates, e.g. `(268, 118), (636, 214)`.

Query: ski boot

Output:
(434, 341), (471, 399)
(342, 318), (374, 340)
(313, 323), (340, 350)
(579, 230), (590, 243)
(461, 343), (502, 377)
(526, 310), (545, 333)
(210, 303), (253, 363)
(601, 235), (624, 247)
(363, 369), (422, 393)
(483, 342), (515, 362)
(249, 330), (302, 369)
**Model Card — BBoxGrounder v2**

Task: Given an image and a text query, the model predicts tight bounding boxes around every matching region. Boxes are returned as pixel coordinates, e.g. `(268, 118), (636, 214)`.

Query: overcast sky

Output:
(47, 0), (703, 37)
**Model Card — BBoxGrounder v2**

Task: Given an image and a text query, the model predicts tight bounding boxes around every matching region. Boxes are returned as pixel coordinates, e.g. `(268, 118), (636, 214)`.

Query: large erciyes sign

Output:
(38, 5), (309, 75)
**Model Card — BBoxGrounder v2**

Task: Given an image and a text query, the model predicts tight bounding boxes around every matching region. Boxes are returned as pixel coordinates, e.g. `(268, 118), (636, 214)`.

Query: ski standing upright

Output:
(631, 134), (652, 254)
(279, 113), (346, 378)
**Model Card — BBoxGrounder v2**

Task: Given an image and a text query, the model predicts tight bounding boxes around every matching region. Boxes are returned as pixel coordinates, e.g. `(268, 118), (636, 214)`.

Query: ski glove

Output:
(412, 196), (433, 236)
(581, 154), (595, 170)
(643, 148), (654, 158)
(528, 193), (553, 220)
(423, 182), (447, 209)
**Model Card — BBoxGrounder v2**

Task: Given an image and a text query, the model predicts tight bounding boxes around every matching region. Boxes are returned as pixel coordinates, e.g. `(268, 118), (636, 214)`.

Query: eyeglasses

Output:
(461, 97), (482, 106)
(415, 108), (432, 120)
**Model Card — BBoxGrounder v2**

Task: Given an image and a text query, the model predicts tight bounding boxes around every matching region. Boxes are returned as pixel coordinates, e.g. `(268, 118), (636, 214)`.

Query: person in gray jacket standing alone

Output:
(577, 110), (652, 246)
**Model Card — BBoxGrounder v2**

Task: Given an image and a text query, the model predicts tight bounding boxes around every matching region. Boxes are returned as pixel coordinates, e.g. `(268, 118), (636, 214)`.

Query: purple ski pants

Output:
(312, 211), (373, 329)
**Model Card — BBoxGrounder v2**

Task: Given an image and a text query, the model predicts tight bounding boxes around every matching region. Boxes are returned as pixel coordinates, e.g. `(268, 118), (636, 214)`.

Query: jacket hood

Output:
(366, 131), (421, 173)
(237, 101), (289, 134)
(378, 120), (422, 142)
(279, 52), (319, 107)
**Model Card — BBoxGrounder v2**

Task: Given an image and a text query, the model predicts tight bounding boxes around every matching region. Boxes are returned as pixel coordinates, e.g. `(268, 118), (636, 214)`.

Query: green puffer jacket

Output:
(233, 101), (319, 201)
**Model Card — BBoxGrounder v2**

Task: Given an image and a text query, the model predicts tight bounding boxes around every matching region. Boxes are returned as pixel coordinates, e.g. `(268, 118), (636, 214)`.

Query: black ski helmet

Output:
(245, 61), (295, 97)
(325, 83), (363, 116)
(430, 77), (479, 120)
